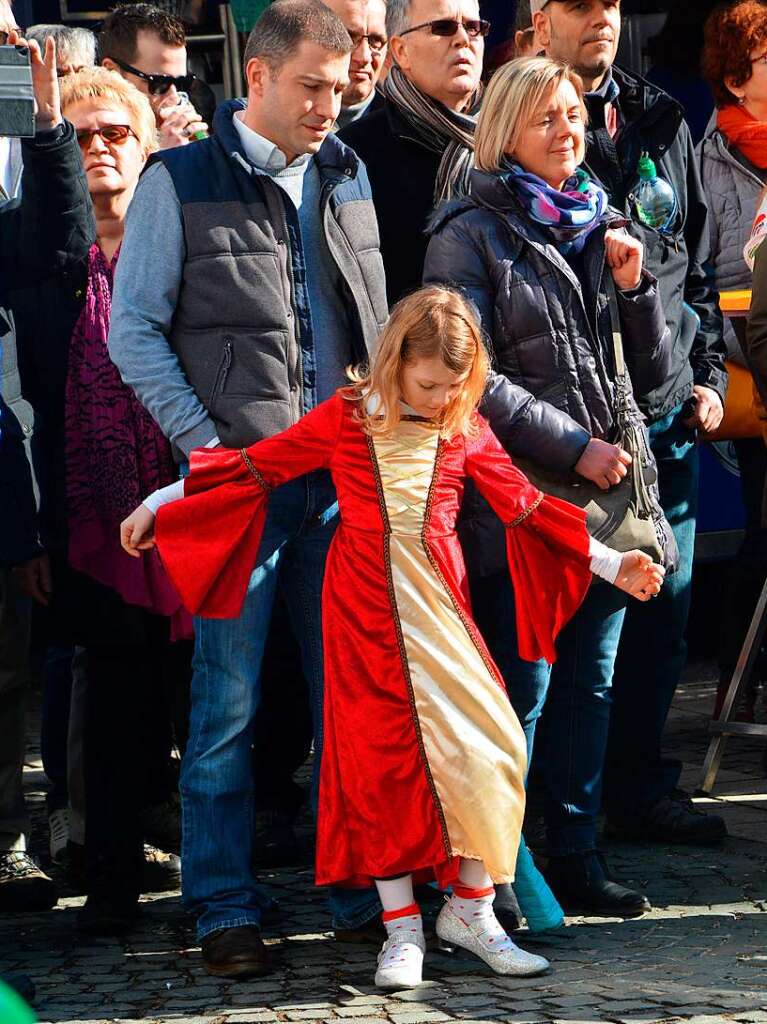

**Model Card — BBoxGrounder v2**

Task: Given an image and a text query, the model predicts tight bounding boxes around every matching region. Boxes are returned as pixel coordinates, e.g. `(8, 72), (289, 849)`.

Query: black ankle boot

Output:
(545, 850), (650, 918)
(78, 888), (139, 936)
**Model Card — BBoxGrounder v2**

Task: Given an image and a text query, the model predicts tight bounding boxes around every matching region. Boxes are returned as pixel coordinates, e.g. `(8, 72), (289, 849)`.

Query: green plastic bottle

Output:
(634, 152), (677, 231)
(0, 981), (36, 1024)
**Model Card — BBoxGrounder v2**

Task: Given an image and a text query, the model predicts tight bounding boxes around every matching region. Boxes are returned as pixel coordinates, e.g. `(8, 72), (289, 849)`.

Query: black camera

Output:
(0, 44), (34, 137)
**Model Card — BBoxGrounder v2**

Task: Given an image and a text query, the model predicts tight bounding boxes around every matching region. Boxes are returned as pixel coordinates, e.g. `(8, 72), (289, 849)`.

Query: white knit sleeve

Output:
(588, 537), (622, 584)
(143, 479), (185, 515)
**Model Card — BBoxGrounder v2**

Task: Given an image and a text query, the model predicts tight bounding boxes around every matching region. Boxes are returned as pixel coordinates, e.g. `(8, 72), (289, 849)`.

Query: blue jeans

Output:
(181, 470), (380, 939)
(603, 407), (699, 818)
(472, 575), (627, 856)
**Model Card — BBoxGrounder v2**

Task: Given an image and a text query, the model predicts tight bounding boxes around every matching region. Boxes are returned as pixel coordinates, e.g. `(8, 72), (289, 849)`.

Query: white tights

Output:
(374, 858), (492, 912)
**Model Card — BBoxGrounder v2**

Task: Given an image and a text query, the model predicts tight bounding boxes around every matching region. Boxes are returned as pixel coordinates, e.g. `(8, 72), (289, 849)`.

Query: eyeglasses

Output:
(349, 31), (388, 53)
(76, 124), (138, 150)
(111, 56), (197, 96)
(753, 53), (767, 66)
(399, 18), (490, 39)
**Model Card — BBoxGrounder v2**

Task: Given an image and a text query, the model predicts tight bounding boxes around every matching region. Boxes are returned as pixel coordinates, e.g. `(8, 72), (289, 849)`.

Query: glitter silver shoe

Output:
(374, 929), (425, 989)
(435, 900), (550, 977)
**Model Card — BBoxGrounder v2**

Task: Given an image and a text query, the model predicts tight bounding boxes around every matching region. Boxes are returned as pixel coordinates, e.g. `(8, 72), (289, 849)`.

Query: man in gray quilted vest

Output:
(109, 0), (388, 977)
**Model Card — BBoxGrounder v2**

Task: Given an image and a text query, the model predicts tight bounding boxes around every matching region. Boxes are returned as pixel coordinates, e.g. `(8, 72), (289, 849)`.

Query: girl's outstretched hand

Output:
(120, 504), (156, 557)
(614, 549), (665, 601)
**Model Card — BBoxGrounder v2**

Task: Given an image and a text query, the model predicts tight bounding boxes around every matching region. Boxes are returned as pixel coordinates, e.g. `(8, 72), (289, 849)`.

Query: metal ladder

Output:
(698, 575), (767, 794)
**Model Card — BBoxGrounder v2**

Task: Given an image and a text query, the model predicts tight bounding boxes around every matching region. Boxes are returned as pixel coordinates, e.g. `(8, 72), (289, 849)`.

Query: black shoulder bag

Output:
(516, 283), (679, 572)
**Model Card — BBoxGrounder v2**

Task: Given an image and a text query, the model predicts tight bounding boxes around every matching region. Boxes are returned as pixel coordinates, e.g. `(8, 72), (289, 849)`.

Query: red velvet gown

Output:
(156, 393), (593, 888)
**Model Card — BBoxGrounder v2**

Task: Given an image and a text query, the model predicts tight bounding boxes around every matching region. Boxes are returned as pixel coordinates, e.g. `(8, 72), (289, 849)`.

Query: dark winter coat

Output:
(1, 122), (94, 567)
(583, 65), (727, 420)
(424, 167), (670, 575)
(339, 98), (442, 304)
(0, 383), (39, 566)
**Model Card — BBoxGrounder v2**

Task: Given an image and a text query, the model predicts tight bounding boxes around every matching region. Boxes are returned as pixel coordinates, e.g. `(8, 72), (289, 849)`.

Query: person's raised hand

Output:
(605, 228), (643, 292)
(614, 549), (665, 601)
(683, 384), (724, 434)
(574, 437), (632, 491)
(156, 97), (207, 149)
(120, 504), (157, 557)
(7, 30), (61, 130)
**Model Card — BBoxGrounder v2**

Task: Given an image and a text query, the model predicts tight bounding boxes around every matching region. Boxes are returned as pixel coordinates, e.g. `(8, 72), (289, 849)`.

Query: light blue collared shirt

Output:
(232, 111), (311, 209)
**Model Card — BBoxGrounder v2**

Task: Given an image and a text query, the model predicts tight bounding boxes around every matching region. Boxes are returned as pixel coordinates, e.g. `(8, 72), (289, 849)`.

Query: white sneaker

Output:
(48, 808), (70, 865)
(436, 895), (550, 977)
(374, 915), (425, 990)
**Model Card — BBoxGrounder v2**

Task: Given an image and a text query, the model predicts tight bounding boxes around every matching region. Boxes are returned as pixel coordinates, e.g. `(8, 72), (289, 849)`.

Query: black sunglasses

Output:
(111, 56), (196, 96)
(400, 17), (490, 39)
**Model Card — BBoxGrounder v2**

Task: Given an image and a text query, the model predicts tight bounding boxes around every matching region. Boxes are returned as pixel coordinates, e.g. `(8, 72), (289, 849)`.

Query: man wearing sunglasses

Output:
(99, 2), (208, 150)
(339, 0), (487, 303)
(322, 0), (388, 130)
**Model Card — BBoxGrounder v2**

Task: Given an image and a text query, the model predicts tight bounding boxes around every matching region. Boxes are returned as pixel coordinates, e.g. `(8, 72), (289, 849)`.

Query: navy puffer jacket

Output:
(424, 166), (671, 575)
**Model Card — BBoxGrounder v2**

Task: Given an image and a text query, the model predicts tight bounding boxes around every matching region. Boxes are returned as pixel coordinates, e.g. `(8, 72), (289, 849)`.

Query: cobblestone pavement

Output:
(2, 663), (766, 1024)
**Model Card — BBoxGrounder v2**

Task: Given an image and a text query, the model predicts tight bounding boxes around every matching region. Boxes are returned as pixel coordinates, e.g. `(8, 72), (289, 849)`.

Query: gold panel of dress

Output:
(372, 419), (527, 883)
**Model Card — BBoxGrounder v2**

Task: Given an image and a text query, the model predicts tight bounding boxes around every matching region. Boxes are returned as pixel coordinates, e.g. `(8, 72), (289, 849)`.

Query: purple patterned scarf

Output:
(502, 164), (609, 254)
(65, 244), (186, 625)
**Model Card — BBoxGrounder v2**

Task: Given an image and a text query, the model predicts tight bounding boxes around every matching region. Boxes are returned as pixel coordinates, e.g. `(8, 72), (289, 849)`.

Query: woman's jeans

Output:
(603, 408), (699, 819)
(472, 574), (628, 857)
(180, 471), (380, 940)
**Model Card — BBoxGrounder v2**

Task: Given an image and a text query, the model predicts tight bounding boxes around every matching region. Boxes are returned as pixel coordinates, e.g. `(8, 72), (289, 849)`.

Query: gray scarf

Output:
(382, 65), (480, 202)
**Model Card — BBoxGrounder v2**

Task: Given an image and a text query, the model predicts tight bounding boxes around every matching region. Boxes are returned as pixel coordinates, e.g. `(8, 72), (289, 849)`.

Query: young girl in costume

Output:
(121, 286), (663, 989)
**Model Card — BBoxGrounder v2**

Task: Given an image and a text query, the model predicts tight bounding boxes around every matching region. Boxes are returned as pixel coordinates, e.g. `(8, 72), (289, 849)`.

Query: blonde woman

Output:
(14, 65), (189, 936)
(424, 58), (671, 918)
(121, 285), (663, 987)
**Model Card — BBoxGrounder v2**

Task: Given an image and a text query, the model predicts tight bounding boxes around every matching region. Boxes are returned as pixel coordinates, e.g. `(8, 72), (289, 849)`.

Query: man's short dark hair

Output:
(515, 0), (532, 32)
(99, 3), (186, 65)
(242, 0), (352, 75)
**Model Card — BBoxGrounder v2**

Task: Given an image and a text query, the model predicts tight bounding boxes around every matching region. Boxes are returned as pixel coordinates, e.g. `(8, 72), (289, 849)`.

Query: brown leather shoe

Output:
(201, 925), (272, 978)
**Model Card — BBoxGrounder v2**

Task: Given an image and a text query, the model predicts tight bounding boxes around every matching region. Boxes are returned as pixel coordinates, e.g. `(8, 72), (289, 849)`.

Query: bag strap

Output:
(605, 277), (627, 380)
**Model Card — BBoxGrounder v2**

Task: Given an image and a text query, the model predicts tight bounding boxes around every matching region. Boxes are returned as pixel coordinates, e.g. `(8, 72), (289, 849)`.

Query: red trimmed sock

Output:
(381, 901), (421, 923)
(453, 883), (494, 900)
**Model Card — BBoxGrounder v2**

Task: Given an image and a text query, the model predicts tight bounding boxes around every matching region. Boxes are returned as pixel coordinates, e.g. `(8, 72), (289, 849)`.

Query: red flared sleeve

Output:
(464, 420), (593, 665)
(156, 395), (345, 618)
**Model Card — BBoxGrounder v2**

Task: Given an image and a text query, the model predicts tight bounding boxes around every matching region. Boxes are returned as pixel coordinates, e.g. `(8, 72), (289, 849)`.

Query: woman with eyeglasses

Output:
(13, 62), (190, 936)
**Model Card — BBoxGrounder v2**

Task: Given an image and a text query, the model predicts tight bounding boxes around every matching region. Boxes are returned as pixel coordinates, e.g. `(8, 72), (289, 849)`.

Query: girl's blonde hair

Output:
(348, 286), (490, 440)
(475, 56), (586, 173)
(60, 66), (158, 155)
